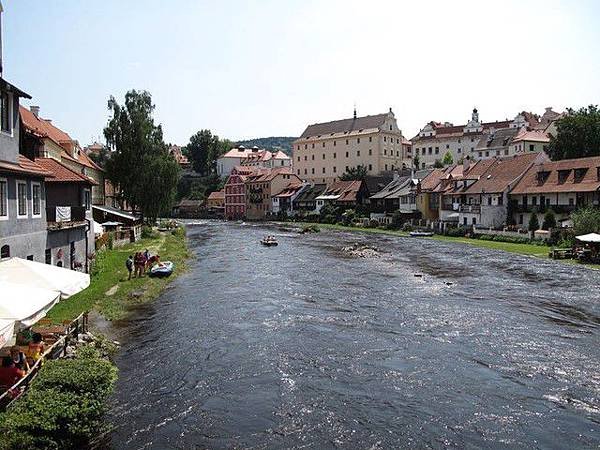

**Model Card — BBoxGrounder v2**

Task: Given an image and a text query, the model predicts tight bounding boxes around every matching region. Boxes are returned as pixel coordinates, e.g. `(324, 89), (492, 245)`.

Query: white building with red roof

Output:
(217, 145), (291, 178)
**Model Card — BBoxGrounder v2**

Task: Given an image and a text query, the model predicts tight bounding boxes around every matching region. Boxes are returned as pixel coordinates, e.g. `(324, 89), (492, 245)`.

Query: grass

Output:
(46, 229), (190, 323)
(293, 221), (599, 269)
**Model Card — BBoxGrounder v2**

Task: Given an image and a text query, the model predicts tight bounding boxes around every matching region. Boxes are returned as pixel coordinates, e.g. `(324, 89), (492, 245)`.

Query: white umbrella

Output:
(0, 257), (89, 299)
(575, 233), (600, 243)
(0, 319), (15, 348)
(0, 282), (61, 328)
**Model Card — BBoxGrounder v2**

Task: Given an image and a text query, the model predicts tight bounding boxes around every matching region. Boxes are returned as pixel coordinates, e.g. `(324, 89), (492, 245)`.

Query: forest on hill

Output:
(236, 136), (296, 155)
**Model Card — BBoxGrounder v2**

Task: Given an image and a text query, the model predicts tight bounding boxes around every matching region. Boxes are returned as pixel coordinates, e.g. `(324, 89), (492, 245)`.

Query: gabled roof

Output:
(321, 180), (363, 202)
(475, 127), (520, 151)
(207, 190), (225, 200)
(0, 155), (52, 178)
(512, 129), (550, 144)
(246, 167), (295, 183)
(274, 182), (305, 198)
(370, 176), (413, 199)
(511, 155), (600, 194)
(294, 183), (326, 203)
(299, 112), (390, 139)
(35, 158), (97, 185)
(463, 153), (542, 194)
(20, 106), (73, 147)
(420, 167), (450, 192)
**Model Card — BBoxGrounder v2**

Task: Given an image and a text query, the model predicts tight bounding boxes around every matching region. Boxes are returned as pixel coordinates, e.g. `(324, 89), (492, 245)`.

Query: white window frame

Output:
(31, 181), (42, 218)
(16, 180), (28, 218)
(0, 177), (8, 221)
(83, 188), (91, 211)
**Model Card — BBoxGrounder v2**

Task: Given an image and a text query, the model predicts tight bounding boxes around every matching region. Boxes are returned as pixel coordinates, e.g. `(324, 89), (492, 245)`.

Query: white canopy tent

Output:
(575, 233), (600, 243)
(0, 257), (90, 298)
(0, 257), (90, 347)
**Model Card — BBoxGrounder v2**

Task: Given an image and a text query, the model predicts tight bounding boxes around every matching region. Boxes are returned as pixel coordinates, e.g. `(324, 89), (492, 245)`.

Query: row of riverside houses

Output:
(0, 3), (141, 270)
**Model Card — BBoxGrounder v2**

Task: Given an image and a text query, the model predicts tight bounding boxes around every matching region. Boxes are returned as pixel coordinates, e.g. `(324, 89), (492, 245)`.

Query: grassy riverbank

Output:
(295, 222), (599, 268)
(46, 228), (190, 323)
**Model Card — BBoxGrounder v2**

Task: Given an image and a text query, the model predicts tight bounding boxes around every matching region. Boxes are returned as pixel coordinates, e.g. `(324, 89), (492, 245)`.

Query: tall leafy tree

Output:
(442, 150), (454, 165)
(547, 105), (600, 160)
(340, 165), (368, 181)
(413, 154), (420, 169)
(186, 131), (232, 175)
(104, 90), (180, 222)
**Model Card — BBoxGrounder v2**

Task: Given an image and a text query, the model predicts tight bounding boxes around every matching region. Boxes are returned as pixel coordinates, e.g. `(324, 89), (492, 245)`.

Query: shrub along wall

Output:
(0, 346), (118, 450)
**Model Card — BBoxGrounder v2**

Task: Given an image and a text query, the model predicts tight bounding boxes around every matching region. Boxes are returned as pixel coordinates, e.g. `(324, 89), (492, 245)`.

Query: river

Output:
(108, 222), (600, 449)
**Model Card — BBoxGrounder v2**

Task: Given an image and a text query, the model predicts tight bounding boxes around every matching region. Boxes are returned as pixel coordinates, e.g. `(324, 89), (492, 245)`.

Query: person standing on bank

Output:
(126, 255), (134, 280)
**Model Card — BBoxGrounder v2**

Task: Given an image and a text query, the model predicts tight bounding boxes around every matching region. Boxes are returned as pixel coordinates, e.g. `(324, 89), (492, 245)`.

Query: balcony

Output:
(512, 204), (578, 214)
(46, 206), (87, 230)
(458, 204), (481, 213)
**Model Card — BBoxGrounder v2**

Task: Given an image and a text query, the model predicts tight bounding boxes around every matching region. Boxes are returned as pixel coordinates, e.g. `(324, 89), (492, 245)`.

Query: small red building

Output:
(224, 166), (254, 220)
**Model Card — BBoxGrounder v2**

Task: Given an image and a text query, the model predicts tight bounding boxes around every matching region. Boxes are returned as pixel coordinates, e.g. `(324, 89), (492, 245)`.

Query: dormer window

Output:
(574, 168), (587, 183)
(557, 169), (570, 184)
(536, 170), (550, 185)
(1, 91), (10, 133)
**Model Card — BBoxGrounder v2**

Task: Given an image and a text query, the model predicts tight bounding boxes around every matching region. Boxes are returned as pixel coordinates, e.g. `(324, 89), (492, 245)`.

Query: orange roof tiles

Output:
(511, 156), (600, 194)
(35, 158), (97, 185)
(207, 190), (225, 200)
(464, 153), (542, 194)
(0, 155), (53, 177)
(20, 106), (72, 146)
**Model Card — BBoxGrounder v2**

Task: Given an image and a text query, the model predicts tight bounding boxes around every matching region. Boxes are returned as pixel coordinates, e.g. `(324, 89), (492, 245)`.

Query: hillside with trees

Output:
(236, 136), (296, 155)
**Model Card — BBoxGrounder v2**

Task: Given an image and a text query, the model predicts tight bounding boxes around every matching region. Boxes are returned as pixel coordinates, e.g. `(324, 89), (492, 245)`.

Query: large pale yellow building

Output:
(293, 109), (411, 184)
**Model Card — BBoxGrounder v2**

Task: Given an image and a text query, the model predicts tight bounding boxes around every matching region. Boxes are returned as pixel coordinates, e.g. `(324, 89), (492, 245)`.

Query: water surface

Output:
(109, 222), (600, 449)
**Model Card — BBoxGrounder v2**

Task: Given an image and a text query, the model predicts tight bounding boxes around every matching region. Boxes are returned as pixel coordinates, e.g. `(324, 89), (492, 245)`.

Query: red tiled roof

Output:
(511, 156), (600, 194)
(464, 153), (543, 194)
(246, 167), (295, 183)
(323, 180), (363, 202)
(207, 190), (225, 200)
(512, 129), (550, 144)
(420, 168), (449, 191)
(20, 106), (72, 147)
(35, 158), (97, 185)
(0, 155), (53, 177)
(274, 182), (304, 198)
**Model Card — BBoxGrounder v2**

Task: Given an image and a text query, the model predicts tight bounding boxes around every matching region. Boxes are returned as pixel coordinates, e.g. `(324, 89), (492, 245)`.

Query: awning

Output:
(0, 257), (90, 298)
(0, 283), (61, 328)
(575, 232), (600, 243)
(0, 319), (15, 348)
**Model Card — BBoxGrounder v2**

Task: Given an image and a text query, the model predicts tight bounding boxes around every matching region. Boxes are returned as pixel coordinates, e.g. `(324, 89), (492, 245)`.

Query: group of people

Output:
(0, 333), (45, 393)
(126, 249), (162, 280)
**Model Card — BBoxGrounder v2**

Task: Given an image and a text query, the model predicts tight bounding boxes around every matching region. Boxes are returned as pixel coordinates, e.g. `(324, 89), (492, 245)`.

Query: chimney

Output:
(30, 105), (40, 118)
(463, 155), (470, 174)
(353, 106), (357, 120)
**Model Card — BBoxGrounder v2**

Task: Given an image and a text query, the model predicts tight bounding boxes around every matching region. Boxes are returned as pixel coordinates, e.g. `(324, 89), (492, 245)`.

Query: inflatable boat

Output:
(149, 261), (174, 277)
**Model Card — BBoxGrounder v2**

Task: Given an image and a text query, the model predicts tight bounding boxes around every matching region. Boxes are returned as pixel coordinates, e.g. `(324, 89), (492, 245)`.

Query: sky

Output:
(3, 0), (600, 146)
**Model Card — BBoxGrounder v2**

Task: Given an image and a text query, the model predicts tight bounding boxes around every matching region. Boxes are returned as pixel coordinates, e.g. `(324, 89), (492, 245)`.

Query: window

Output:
(297, 146), (300, 151)
(458, 139), (461, 143)
(368, 149), (372, 156)
(345, 151), (349, 158)
(368, 164), (372, 171)
(478, 152), (483, 158)
(45, 248), (51, 265)
(345, 139), (349, 145)
(529, 144), (534, 152)
(297, 157), (300, 162)
(304, 144), (307, 150)
(457, 148), (461, 153)
(304, 155), (307, 161)
(485, 151), (489, 157)
(322, 167), (326, 174)
(322, 154), (325, 160)
(357, 150), (360, 156)
(333, 166), (337, 173)
(504, 149), (509, 155)
(488, 197), (492, 205)
(435, 147), (439, 154)
(1, 91), (10, 133)
(357, 138), (360, 144)
(311, 143), (315, 149)
(384, 149), (387, 155)
(297, 169), (300, 175)
(385, 164), (388, 171)
(446, 144), (449, 149)
(304, 169), (307, 175)
(311, 154), (315, 160)
(518, 214), (523, 224)
(26, 255), (33, 261)
(311, 168), (315, 174)
(532, 197), (537, 206)
(574, 168), (587, 182)
(333, 140), (337, 146)
(471, 137), (474, 143)
(384, 137), (387, 142)
(0, 245), (9, 259)
(333, 152), (336, 159)
(17, 181), (27, 217)
(558, 170), (570, 183)
(428, 148), (432, 155)
(471, 147), (474, 152)
(369, 136), (372, 143)
(569, 197), (574, 206)
(0, 178), (7, 219)
(322, 142), (325, 148)
(389, 125), (392, 131)
(472, 217), (476, 225)
(32, 182), (41, 216)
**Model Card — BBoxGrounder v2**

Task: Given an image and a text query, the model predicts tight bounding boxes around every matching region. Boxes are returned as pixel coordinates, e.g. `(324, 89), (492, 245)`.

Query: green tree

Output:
(186, 130), (232, 175)
(572, 206), (600, 235)
(340, 165), (368, 181)
(547, 105), (600, 160)
(542, 210), (556, 230)
(104, 90), (180, 222)
(88, 146), (111, 168)
(433, 159), (444, 168)
(413, 154), (420, 169)
(528, 212), (540, 231)
(442, 150), (454, 165)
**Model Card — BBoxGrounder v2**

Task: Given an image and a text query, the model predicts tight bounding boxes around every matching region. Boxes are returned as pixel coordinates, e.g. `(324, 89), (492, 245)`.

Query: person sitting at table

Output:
(0, 356), (25, 391)
(10, 346), (29, 373)
(27, 333), (45, 362)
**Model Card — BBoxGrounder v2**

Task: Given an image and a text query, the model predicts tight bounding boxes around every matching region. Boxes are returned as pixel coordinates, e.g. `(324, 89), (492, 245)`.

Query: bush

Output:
(107, 232), (114, 250)
(171, 226), (185, 238)
(141, 226), (156, 239)
(95, 233), (109, 251)
(549, 227), (575, 247)
(542, 210), (556, 230)
(341, 209), (355, 226)
(477, 233), (531, 244)
(0, 346), (118, 450)
(572, 206), (600, 235)
(401, 222), (414, 232)
(368, 219), (380, 228)
(446, 226), (467, 237)
(528, 213), (540, 232)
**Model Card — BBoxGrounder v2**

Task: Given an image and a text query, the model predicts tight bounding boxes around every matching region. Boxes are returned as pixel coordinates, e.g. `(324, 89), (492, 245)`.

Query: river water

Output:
(108, 222), (600, 449)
